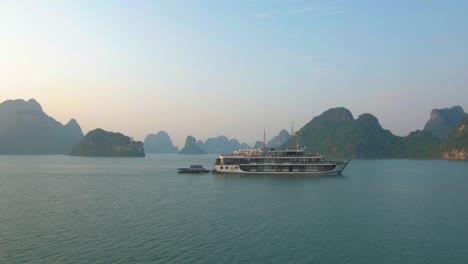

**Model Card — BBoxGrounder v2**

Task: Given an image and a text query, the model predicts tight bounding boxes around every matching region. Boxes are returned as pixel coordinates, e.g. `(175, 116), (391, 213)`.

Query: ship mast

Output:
(291, 122), (299, 151)
(296, 130), (299, 151)
(290, 122), (294, 150)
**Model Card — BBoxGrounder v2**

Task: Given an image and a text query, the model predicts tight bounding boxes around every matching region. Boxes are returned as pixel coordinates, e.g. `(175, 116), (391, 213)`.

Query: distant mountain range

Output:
(197, 136), (250, 154)
(0, 99), (83, 154)
(1, 98), (466, 159)
(175, 130), (291, 154)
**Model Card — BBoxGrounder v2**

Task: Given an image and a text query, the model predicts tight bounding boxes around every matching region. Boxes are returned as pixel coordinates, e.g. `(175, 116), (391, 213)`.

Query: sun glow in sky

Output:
(1, 0), (467, 147)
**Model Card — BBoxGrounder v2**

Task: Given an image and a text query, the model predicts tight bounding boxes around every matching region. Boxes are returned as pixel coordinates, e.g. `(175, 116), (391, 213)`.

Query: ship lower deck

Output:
(212, 161), (349, 175)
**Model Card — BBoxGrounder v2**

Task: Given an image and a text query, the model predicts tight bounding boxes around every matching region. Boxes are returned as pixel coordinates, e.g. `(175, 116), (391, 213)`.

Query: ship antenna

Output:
(263, 128), (267, 156)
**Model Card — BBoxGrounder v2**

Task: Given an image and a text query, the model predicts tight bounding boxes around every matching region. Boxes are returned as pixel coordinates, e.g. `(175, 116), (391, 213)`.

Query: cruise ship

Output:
(212, 148), (350, 175)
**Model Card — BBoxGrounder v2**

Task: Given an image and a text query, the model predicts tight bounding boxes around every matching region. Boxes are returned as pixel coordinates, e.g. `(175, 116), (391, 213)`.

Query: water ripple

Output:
(1, 156), (468, 263)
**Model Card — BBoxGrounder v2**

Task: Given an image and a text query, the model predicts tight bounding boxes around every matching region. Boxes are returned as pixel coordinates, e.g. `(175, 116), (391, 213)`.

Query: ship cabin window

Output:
(224, 158), (240, 165)
(234, 158), (245, 164)
(282, 151), (303, 157)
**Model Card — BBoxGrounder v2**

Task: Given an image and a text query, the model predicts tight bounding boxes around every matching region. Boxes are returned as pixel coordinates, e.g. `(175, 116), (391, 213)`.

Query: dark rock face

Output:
(197, 136), (251, 154)
(179, 135), (206, 155)
(424, 106), (466, 140)
(144, 131), (178, 154)
(69, 129), (145, 157)
(0, 99), (83, 154)
(267, 129), (291, 148)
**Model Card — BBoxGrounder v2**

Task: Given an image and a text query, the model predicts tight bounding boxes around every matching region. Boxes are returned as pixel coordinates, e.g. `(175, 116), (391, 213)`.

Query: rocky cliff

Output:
(424, 106), (466, 140)
(441, 116), (468, 160)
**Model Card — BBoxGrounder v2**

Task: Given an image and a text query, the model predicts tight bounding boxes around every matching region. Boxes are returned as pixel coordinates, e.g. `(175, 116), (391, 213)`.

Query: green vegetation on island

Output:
(279, 106), (467, 160)
(284, 108), (400, 158)
(69, 129), (145, 157)
(397, 130), (441, 159)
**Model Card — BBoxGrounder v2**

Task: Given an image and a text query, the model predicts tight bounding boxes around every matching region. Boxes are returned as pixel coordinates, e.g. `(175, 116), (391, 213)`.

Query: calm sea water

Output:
(1, 155), (468, 264)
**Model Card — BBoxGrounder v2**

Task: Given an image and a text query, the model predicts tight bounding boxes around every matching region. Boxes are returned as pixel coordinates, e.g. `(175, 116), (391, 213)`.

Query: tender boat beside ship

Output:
(212, 148), (349, 175)
(177, 165), (210, 174)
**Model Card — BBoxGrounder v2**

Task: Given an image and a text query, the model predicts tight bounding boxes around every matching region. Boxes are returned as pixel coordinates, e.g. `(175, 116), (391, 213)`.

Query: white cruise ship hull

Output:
(212, 161), (349, 175)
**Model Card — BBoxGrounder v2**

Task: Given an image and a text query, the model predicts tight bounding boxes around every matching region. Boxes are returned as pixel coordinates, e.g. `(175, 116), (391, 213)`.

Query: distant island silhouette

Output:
(144, 131), (179, 154)
(179, 135), (206, 155)
(0, 99), (83, 154)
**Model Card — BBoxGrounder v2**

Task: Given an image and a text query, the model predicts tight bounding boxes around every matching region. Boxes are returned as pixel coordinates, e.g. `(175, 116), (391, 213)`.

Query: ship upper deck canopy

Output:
(221, 149), (323, 158)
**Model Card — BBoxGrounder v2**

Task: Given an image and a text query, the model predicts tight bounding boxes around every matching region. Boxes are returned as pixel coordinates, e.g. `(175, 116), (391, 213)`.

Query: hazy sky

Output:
(1, 0), (467, 147)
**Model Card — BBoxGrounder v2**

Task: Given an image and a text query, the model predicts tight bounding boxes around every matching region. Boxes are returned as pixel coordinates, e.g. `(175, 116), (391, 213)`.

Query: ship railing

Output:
(220, 153), (324, 158)
(220, 153), (265, 157)
(216, 160), (341, 165)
